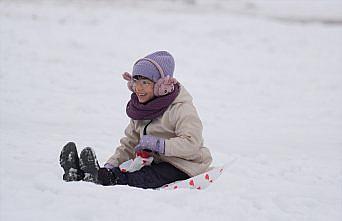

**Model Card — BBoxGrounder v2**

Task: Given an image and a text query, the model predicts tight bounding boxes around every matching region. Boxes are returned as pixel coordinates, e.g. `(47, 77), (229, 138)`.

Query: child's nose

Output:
(135, 82), (142, 89)
(134, 83), (144, 92)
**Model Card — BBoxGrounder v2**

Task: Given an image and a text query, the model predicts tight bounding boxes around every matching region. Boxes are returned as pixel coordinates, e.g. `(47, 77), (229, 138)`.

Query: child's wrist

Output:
(104, 163), (114, 170)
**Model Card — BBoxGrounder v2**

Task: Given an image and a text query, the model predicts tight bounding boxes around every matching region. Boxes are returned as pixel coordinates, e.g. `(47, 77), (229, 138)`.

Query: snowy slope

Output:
(1, 0), (342, 221)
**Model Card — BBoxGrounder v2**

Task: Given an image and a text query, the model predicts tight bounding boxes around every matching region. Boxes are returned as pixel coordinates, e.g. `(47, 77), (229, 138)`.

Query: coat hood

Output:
(172, 84), (193, 105)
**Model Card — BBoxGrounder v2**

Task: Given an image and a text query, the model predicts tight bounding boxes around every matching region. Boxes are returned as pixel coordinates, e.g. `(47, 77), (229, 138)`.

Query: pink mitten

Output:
(154, 76), (178, 97)
(122, 72), (134, 92)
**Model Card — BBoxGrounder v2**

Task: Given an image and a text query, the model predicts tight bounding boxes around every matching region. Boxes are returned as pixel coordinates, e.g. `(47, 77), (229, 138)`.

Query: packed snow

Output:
(1, 0), (342, 220)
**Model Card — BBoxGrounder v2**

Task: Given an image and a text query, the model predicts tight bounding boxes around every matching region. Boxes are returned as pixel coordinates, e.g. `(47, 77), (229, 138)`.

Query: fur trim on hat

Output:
(154, 75), (178, 96)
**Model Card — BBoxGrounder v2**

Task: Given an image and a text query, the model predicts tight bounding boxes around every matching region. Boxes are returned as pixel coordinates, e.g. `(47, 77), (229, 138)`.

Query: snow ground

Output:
(1, 0), (342, 220)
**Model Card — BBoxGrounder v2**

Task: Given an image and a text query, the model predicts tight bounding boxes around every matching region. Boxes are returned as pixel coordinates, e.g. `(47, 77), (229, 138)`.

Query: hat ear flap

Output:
(122, 72), (134, 92)
(154, 76), (177, 97)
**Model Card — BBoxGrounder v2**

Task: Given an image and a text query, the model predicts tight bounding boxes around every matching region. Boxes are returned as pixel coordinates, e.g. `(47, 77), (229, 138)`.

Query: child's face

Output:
(133, 77), (155, 103)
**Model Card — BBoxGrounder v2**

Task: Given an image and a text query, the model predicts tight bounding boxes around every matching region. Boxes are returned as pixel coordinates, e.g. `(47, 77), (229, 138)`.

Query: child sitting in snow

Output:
(59, 51), (212, 189)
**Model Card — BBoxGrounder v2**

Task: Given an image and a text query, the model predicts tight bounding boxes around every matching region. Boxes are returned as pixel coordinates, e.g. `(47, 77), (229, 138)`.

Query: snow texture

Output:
(1, 0), (342, 220)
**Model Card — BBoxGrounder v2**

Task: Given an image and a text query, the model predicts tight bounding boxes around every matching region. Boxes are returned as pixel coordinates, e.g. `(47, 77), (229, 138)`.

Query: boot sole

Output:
(60, 142), (83, 181)
(79, 147), (100, 183)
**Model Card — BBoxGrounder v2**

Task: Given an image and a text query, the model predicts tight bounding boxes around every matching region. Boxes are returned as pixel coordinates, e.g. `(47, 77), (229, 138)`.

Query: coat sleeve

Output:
(105, 119), (139, 167)
(164, 103), (204, 160)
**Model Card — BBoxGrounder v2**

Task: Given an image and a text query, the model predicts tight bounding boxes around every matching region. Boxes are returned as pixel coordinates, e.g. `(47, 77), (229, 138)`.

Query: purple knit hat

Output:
(132, 51), (175, 82)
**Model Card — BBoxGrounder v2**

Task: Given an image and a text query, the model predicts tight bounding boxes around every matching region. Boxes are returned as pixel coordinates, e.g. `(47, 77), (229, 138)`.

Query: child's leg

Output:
(113, 162), (189, 189)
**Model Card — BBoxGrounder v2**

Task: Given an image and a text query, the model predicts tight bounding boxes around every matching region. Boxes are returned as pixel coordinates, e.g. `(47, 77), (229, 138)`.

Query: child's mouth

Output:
(137, 93), (147, 99)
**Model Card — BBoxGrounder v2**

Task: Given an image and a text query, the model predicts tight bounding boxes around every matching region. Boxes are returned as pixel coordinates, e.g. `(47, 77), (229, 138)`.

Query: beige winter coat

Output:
(106, 85), (212, 177)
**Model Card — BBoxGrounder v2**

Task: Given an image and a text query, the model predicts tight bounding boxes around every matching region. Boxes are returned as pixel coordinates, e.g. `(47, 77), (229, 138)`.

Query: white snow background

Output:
(1, 0), (342, 220)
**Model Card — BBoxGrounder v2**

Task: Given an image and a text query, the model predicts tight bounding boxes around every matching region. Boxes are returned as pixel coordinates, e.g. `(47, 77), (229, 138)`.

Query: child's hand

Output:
(135, 135), (165, 154)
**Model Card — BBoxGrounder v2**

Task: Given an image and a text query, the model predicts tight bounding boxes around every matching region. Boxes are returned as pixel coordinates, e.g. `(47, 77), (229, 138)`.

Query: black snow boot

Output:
(60, 142), (84, 181)
(79, 147), (100, 183)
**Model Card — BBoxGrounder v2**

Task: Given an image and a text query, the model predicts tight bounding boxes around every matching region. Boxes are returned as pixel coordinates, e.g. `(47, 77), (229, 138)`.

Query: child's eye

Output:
(142, 80), (151, 85)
